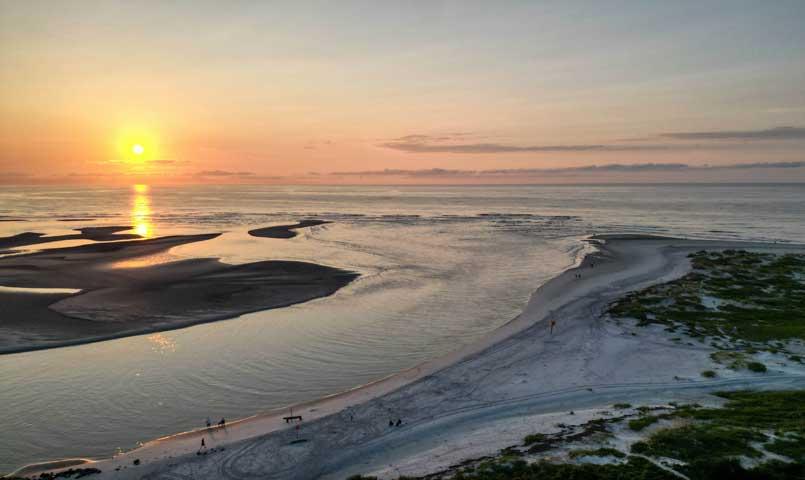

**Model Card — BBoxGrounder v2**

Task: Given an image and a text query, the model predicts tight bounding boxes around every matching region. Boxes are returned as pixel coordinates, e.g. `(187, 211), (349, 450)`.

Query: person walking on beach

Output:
(206, 417), (211, 428)
(550, 319), (556, 334)
(198, 437), (206, 454)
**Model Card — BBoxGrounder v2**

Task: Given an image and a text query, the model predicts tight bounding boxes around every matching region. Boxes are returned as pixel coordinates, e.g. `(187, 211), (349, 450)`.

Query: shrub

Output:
(747, 362), (767, 372)
(628, 415), (659, 431)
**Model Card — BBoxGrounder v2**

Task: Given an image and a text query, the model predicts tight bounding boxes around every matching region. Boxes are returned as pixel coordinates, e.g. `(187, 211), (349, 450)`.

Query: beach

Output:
(16, 234), (805, 479)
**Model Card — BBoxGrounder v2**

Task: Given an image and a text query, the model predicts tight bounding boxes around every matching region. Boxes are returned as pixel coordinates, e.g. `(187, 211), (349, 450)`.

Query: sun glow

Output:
(115, 126), (161, 164)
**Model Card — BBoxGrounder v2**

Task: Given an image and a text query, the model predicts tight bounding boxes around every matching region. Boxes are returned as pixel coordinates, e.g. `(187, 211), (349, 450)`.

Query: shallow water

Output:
(0, 184), (804, 472)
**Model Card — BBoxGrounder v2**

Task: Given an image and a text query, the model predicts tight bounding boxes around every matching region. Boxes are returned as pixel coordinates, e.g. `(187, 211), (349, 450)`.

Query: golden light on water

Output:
(147, 333), (176, 354)
(131, 184), (153, 237)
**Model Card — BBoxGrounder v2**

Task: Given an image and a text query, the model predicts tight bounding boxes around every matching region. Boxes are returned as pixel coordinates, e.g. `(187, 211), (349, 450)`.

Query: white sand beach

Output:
(14, 235), (805, 479)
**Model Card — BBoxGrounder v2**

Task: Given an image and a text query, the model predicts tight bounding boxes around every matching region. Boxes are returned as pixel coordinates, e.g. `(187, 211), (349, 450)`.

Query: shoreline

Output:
(12, 235), (805, 479)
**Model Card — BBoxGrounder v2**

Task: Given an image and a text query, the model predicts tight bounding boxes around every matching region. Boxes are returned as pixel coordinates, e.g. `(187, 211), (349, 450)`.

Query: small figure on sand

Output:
(219, 418), (226, 428)
(389, 419), (394, 427)
(206, 417), (211, 428)
(198, 437), (206, 454)
(395, 419), (402, 427)
(549, 319), (556, 334)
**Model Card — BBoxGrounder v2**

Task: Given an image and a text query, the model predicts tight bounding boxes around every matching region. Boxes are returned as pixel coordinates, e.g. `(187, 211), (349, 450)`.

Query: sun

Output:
(132, 144), (145, 156)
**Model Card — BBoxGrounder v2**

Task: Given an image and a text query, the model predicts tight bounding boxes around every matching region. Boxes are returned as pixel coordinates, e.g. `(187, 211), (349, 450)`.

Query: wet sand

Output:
(248, 219), (330, 239)
(0, 226), (141, 250)
(0, 230), (358, 354)
(14, 235), (805, 479)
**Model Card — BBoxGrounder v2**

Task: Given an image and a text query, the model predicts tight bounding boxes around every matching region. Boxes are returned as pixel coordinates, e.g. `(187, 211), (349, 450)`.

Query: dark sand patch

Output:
(248, 219), (330, 239)
(0, 226), (140, 250)
(0, 231), (356, 354)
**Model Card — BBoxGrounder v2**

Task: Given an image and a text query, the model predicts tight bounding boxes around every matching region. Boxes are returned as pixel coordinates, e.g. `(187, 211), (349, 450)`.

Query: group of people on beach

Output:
(388, 418), (403, 427)
(205, 417), (226, 428)
(198, 417), (227, 453)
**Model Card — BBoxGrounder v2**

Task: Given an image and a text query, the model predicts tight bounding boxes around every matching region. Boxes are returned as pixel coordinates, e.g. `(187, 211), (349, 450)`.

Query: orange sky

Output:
(2, 2), (804, 184)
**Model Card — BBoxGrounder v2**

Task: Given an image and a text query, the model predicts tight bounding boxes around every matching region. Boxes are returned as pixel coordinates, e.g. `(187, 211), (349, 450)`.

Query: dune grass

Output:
(608, 250), (805, 349)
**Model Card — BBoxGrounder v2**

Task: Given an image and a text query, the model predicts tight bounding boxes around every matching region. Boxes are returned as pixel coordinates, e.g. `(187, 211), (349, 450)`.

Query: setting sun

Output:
(113, 125), (161, 165)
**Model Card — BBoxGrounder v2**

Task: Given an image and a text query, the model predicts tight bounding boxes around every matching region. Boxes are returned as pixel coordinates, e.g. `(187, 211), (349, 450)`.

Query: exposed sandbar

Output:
(0, 231), (357, 354)
(248, 219), (330, 239)
(0, 226), (140, 250)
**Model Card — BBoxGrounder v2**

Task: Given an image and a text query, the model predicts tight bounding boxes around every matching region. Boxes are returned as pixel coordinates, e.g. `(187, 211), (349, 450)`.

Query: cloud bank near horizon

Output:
(330, 161), (805, 178)
(380, 127), (805, 154)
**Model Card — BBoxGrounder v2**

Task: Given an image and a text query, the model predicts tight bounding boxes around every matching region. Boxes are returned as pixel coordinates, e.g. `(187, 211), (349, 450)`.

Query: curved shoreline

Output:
(13, 235), (805, 479)
(7, 236), (589, 478)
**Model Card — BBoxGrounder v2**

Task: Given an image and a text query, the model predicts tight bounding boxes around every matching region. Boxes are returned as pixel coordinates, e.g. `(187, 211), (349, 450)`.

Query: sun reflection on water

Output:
(131, 184), (153, 238)
(147, 333), (177, 354)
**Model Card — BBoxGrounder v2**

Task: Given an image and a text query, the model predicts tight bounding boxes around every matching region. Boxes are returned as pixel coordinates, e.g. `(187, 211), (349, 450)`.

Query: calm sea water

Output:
(0, 184), (803, 472)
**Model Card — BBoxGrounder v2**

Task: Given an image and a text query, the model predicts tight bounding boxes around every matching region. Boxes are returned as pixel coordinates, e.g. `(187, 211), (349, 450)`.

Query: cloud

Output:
(661, 126), (805, 140)
(194, 170), (255, 177)
(330, 161), (805, 177)
(382, 126), (805, 154)
(380, 139), (718, 154)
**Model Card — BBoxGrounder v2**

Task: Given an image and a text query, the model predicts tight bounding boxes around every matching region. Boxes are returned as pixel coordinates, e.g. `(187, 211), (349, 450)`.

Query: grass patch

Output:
(630, 390), (805, 479)
(747, 361), (767, 372)
(568, 447), (626, 459)
(631, 424), (765, 460)
(523, 433), (547, 446)
(608, 250), (805, 349)
(627, 415), (659, 431)
(765, 435), (805, 462)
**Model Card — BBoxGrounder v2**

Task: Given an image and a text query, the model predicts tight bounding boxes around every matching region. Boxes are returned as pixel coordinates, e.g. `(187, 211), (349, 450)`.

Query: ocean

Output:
(1, 184), (803, 472)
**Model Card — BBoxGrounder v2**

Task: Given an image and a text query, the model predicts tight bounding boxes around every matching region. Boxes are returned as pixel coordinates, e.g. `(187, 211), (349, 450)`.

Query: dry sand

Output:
(0, 230), (357, 354)
(13, 235), (805, 479)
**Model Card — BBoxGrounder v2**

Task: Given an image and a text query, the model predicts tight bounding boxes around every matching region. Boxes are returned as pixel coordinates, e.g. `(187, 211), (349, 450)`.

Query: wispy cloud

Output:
(194, 170), (255, 177)
(331, 161), (805, 177)
(661, 126), (805, 140)
(381, 126), (805, 154)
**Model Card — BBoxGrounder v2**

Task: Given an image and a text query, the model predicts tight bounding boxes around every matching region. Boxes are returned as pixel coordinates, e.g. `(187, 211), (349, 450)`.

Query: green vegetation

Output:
(446, 457), (675, 480)
(523, 433), (547, 446)
(627, 415), (660, 431)
(630, 390), (805, 479)
(766, 436), (805, 463)
(569, 447), (626, 459)
(608, 250), (805, 349)
(701, 370), (716, 378)
(747, 361), (767, 372)
(631, 424), (766, 460)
